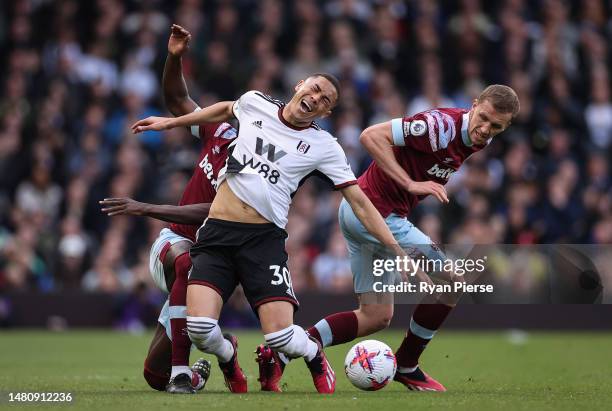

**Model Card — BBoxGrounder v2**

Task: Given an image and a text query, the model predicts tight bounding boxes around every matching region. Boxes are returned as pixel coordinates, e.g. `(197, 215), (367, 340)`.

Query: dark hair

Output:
(477, 85), (520, 118)
(308, 72), (341, 103)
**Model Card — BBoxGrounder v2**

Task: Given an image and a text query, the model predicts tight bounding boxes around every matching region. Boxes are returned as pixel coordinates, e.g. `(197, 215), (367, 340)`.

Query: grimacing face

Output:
(468, 99), (513, 145)
(288, 76), (338, 122)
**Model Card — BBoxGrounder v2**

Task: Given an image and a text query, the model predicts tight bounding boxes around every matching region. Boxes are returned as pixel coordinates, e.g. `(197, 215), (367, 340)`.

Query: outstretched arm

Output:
(360, 122), (449, 203)
(100, 198), (210, 225)
(163, 24), (198, 117)
(131, 101), (234, 133)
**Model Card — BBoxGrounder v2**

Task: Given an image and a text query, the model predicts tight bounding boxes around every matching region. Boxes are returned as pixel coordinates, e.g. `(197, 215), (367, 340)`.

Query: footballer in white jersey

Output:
(220, 90), (356, 228)
(132, 73), (407, 394)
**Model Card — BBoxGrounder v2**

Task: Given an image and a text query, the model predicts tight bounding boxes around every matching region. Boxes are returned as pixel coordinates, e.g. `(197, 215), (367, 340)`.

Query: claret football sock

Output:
(169, 252), (191, 370)
(307, 311), (358, 348)
(395, 303), (453, 367)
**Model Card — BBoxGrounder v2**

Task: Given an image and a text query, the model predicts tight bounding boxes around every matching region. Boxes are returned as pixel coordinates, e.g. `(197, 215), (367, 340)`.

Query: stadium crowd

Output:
(0, 0), (610, 303)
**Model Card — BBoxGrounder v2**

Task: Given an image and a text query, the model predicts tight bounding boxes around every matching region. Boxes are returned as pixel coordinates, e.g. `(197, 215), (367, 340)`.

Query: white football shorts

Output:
(149, 228), (192, 293)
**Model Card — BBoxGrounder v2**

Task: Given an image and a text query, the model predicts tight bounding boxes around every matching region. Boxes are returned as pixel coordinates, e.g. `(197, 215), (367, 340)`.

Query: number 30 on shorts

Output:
(269, 265), (292, 288)
(269, 264), (297, 299)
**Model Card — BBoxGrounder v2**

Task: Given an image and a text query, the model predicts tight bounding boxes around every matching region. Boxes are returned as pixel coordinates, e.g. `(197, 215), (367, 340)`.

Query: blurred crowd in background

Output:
(1, 0), (611, 302)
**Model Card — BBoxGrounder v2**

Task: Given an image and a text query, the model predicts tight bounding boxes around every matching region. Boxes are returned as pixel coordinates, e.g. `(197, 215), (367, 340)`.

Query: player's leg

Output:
(256, 199), (393, 390)
(185, 284), (232, 360)
(163, 241), (199, 393)
(393, 299), (451, 391)
(238, 223), (335, 394)
(356, 295), (394, 334)
(148, 229), (199, 393)
(143, 322), (172, 391)
(308, 295), (394, 348)
(186, 284), (247, 393)
(258, 301), (335, 394)
(392, 225), (453, 392)
(186, 225), (246, 393)
(308, 199), (398, 347)
(143, 302), (210, 393)
(258, 301), (317, 365)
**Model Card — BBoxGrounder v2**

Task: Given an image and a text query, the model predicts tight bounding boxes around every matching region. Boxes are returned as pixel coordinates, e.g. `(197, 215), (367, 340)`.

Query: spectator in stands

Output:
(0, 0), (609, 300)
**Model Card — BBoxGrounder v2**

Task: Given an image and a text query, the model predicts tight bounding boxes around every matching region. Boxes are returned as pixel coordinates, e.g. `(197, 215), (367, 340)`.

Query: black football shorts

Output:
(189, 218), (299, 312)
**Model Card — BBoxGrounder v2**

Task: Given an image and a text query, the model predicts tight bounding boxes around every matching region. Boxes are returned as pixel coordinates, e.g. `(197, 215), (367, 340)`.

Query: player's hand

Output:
(406, 181), (449, 203)
(99, 198), (149, 217)
(168, 24), (191, 56)
(131, 116), (175, 133)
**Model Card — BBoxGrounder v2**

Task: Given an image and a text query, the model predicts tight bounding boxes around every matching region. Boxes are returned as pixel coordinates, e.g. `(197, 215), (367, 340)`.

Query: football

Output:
(344, 340), (397, 391)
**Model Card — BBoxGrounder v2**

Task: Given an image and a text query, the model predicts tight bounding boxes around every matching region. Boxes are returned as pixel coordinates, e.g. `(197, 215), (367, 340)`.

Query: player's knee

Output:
(173, 251), (191, 279)
(143, 363), (169, 391)
(376, 314), (393, 331)
(366, 311), (392, 332)
(186, 284), (224, 318)
(358, 305), (393, 332)
(258, 300), (294, 331)
(265, 325), (308, 358)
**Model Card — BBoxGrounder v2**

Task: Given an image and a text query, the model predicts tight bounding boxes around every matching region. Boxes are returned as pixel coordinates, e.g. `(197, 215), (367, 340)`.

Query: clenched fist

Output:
(168, 24), (192, 57)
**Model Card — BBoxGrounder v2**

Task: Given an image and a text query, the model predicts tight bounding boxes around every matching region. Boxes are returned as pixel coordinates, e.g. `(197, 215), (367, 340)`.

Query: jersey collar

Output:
(461, 111), (472, 147)
(278, 106), (312, 131)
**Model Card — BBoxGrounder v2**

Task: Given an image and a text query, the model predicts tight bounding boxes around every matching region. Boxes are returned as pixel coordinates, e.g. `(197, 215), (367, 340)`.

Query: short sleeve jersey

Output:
(169, 118), (237, 241)
(358, 108), (486, 218)
(218, 90), (357, 228)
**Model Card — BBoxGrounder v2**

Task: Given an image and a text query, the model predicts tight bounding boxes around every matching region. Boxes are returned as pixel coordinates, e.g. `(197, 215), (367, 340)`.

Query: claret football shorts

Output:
(189, 218), (299, 312)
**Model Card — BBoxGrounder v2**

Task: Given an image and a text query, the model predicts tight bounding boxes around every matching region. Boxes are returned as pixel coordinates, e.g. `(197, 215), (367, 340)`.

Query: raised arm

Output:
(100, 198), (210, 225)
(131, 101), (234, 133)
(360, 121), (448, 203)
(163, 24), (198, 116)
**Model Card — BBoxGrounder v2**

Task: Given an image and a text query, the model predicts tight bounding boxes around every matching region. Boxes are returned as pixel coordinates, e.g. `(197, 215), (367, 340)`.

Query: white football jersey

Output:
(217, 90), (356, 228)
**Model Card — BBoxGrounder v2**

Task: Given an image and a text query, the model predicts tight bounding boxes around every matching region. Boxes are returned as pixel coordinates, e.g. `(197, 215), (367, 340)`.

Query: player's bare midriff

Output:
(208, 180), (270, 224)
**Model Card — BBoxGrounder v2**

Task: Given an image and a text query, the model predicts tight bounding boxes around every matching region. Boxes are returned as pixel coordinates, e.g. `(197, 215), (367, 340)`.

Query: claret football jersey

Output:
(169, 115), (236, 241)
(359, 108), (487, 218)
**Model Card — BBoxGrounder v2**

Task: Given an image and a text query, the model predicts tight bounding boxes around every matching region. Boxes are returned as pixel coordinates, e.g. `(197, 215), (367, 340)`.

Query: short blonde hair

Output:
(478, 85), (520, 118)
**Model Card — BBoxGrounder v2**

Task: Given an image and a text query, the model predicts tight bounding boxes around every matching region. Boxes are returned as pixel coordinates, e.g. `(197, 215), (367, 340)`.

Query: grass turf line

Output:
(1, 330), (611, 410)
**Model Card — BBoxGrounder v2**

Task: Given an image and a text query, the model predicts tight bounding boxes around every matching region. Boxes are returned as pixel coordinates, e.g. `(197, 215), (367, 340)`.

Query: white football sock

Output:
(265, 325), (319, 362)
(186, 316), (234, 363)
(398, 365), (419, 374)
(170, 365), (192, 379)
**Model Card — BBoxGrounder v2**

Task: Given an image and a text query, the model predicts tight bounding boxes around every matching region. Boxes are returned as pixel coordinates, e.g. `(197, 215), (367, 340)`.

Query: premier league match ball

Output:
(344, 340), (397, 391)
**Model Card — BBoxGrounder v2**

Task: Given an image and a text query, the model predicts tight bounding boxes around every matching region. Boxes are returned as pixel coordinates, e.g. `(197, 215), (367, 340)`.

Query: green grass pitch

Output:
(1, 330), (611, 410)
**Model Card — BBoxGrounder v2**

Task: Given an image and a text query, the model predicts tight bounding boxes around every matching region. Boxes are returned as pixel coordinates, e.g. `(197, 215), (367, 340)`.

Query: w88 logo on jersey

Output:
(242, 155), (281, 184)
